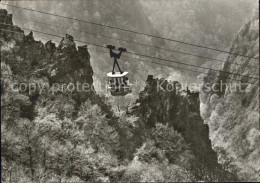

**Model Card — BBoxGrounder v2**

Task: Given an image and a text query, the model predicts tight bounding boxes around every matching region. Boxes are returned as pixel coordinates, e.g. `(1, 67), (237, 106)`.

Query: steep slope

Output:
(199, 9), (259, 181)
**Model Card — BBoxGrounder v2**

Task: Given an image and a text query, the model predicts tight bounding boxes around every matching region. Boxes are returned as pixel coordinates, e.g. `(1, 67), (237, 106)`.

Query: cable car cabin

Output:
(107, 72), (131, 96)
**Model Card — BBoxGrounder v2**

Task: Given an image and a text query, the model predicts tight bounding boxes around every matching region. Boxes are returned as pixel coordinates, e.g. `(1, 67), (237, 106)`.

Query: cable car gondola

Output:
(106, 45), (131, 96)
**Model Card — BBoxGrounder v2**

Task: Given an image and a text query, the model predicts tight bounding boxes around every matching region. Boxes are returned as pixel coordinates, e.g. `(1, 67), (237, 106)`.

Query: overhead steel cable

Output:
(90, 47), (259, 86)
(0, 13), (258, 70)
(125, 49), (259, 80)
(0, 28), (259, 86)
(0, 22), (259, 81)
(1, 2), (259, 60)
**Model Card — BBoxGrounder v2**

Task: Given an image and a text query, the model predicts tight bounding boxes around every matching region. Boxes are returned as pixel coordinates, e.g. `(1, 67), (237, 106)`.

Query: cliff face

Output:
(200, 10), (259, 181)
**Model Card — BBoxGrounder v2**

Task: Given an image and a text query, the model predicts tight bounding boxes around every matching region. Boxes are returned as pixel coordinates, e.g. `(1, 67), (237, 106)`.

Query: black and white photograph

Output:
(0, 0), (259, 182)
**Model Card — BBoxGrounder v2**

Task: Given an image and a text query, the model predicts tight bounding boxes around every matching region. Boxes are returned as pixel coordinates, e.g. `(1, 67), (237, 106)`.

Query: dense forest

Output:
(1, 0), (259, 182)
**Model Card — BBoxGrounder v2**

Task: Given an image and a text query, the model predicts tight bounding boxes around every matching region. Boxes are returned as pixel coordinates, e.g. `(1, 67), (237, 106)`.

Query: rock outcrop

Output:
(1, 9), (94, 102)
(200, 10), (259, 181)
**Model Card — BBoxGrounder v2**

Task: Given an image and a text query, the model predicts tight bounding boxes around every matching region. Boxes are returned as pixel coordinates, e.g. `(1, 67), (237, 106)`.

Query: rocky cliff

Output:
(128, 75), (236, 180)
(200, 10), (259, 181)
(1, 9), (93, 85)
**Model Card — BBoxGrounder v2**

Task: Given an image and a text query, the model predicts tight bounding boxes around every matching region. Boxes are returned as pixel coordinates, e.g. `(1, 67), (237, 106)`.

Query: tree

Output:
(122, 123), (194, 182)
(137, 123), (193, 165)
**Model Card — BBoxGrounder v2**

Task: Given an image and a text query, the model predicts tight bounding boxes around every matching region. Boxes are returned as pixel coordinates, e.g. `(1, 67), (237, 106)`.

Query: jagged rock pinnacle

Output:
(24, 31), (34, 42)
(45, 40), (56, 54)
(58, 34), (76, 50)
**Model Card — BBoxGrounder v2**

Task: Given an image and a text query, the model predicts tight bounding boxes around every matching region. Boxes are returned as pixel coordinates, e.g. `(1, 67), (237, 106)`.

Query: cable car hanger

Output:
(107, 45), (127, 74)
(106, 45), (131, 96)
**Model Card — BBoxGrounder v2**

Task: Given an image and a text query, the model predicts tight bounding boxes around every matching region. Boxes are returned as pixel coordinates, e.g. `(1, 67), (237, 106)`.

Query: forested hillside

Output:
(200, 9), (259, 181)
(1, 9), (120, 182)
